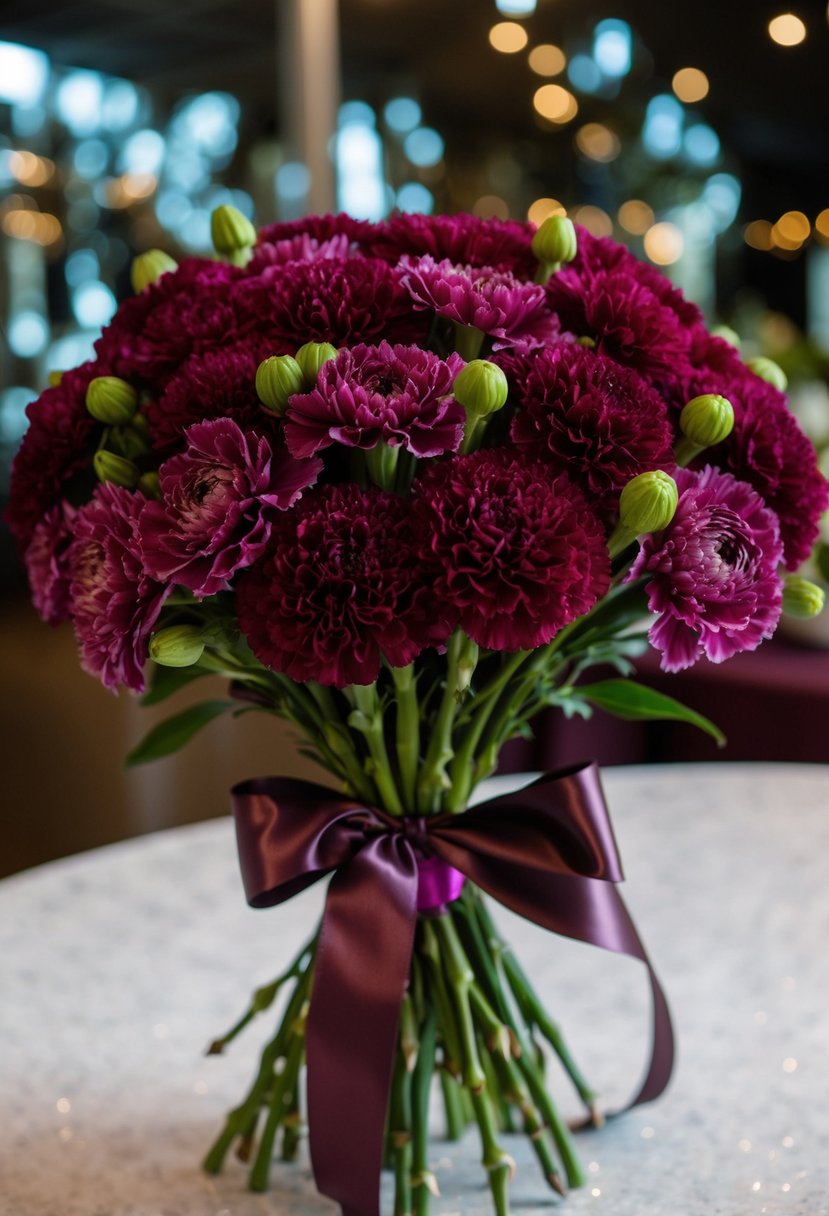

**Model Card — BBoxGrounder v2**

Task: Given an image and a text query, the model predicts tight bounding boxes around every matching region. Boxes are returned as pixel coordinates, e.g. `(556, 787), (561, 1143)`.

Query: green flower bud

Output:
(137, 471), (162, 499)
(130, 249), (177, 294)
(295, 341), (338, 385)
(108, 424), (151, 461)
(48, 370), (63, 387)
(679, 394), (735, 448)
(452, 360), (509, 419)
(710, 324), (741, 349)
(782, 575), (825, 619)
(86, 376), (138, 426)
(93, 449), (140, 489)
(149, 625), (206, 668)
(211, 204), (256, 264)
(619, 470), (678, 535)
(531, 215), (577, 267)
(255, 355), (305, 414)
(746, 356), (788, 392)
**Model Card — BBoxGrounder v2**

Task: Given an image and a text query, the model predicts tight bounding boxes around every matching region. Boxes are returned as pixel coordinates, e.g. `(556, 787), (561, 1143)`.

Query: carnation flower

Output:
(369, 213), (536, 276)
(413, 450), (610, 650)
(95, 258), (246, 386)
(139, 418), (322, 597)
(256, 213), (378, 249)
(6, 361), (99, 550)
(68, 483), (169, 693)
(24, 501), (77, 625)
(145, 340), (285, 453)
(508, 344), (675, 516)
(247, 232), (354, 274)
(236, 484), (448, 686)
(400, 256), (559, 351)
(284, 341), (466, 458)
(234, 256), (428, 349)
(629, 465), (784, 672)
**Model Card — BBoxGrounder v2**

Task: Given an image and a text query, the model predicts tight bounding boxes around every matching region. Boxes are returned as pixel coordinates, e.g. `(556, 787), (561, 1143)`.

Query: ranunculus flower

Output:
(629, 465), (784, 672)
(139, 418), (322, 597)
(236, 484), (449, 686)
(284, 341), (466, 458)
(400, 256), (559, 351)
(24, 501), (77, 625)
(68, 484), (169, 693)
(508, 343), (675, 516)
(413, 450), (610, 650)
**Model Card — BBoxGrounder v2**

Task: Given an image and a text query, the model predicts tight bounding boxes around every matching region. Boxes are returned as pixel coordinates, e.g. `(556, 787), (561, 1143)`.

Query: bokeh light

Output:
(528, 44), (566, 76)
(527, 198), (566, 226)
(644, 222), (684, 264)
(489, 22), (529, 53)
(384, 97), (421, 134)
(593, 20), (632, 78)
(768, 13), (807, 45)
(672, 67), (709, 103)
(473, 194), (509, 219)
(533, 84), (578, 123)
(575, 123), (620, 162)
(618, 199), (655, 235)
(571, 205), (612, 237)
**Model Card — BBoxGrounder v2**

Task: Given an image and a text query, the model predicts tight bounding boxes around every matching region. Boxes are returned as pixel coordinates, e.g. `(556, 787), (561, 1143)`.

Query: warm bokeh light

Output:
(815, 208), (829, 243)
(1, 209), (62, 245)
(105, 173), (158, 208)
(768, 13), (807, 45)
(575, 123), (620, 162)
(533, 84), (578, 123)
(489, 22), (529, 53)
(528, 43), (566, 76)
(671, 67), (709, 103)
(473, 194), (509, 220)
(775, 210), (810, 241)
(8, 150), (55, 187)
(744, 219), (774, 250)
(527, 197), (566, 226)
(571, 205), (612, 237)
(644, 221), (684, 264)
(618, 199), (655, 235)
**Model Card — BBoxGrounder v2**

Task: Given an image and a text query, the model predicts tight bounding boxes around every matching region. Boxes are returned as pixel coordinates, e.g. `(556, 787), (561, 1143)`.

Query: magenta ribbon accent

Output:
(230, 761), (674, 1216)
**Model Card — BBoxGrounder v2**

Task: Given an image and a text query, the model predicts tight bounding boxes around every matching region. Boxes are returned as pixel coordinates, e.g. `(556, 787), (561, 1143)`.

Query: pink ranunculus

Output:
(68, 484), (170, 693)
(139, 418), (321, 597)
(24, 501), (78, 626)
(399, 256), (559, 351)
(236, 483), (450, 686)
(413, 450), (610, 650)
(284, 341), (466, 459)
(629, 465), (784, 672)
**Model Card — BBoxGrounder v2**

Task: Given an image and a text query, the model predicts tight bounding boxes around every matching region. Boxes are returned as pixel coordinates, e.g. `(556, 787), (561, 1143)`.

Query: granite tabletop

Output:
(1, 763), (828, 1216)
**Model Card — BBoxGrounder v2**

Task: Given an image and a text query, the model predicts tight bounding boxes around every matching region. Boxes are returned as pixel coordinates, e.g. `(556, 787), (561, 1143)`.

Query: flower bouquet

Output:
(8, 206), (827, 1216)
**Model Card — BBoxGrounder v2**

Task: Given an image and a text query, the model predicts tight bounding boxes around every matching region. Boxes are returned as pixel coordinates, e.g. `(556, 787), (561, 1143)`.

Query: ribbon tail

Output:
(306, 836), (419, 1216)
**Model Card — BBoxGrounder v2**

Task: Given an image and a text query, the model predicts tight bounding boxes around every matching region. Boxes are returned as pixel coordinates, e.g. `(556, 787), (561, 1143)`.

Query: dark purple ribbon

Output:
(230, 761), (674, 1216)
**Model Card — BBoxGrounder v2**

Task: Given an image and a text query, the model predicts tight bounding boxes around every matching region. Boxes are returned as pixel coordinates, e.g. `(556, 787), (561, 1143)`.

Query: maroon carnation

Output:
(24, 501), (77, 625)
(630, 466), (783, 672)
(368, 213), (536, 276)
(247, 232), (354, 274)
(139, 418), (321, 597)
(413, 450), (610, 650)
(6, 361), (99, 550)
(508, 344), (675, 516)
(234, 256), (429, 349)
(236, 484), (448, 686)
(68, 484), (169, 693)
(95, 258), (247, 387)
(285, 342), (465, 458)
(145, 339), (285, 454)
(256, 213), (378, 249)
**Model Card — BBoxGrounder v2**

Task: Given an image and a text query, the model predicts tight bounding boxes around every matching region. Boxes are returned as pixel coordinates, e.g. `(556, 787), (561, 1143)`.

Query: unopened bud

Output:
(746, 356), (788, 392)
(86, 376), (138, 425)
(619, 470), (678, 535)
(679, 394), (735, 448)
(295, 341), (338, 385)
(453, 360), (509, 419)
(711, 324), (741, 349)
(149, 625), (206, 668)
(131, 249), (177, 294)
(109, 424), (150, 460)
(93, 449), (140, 489)
(531, 215), (577, 269)
(137, 471), (162, 499)
(782, 575), (825, 619)
(210, 204), (256, 265)
(48, 370), (63, 387)
(255, 355), (305, 414)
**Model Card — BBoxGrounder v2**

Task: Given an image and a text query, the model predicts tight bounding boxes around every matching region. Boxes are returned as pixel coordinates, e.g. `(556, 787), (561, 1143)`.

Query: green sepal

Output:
(576, 678), (726, 746)
(126, 699), (233, 766)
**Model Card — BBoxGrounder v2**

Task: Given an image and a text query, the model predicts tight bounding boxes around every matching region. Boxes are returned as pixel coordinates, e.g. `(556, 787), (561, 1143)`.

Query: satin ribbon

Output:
(230, 761), (674, 1216)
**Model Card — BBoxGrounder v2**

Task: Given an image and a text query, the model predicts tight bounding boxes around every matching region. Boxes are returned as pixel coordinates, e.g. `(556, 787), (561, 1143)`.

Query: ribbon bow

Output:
(231, 761), (673, 1216)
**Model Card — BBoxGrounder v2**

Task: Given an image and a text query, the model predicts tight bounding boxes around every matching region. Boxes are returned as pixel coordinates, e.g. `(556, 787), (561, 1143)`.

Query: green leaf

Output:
(140, 663), (210, 706)
(126, 700), (234, 766)
(577, 678), (726, 746)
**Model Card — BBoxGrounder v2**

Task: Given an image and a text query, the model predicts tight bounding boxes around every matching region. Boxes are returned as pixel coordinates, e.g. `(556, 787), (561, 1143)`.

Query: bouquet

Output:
(8, 206), (827, 1216)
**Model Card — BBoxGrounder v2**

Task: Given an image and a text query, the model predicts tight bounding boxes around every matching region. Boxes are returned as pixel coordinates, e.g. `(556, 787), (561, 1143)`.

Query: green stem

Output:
(390, 1049), (414, 1216)
(420, 921), (463, 1078)
(439, 1070), (466, 1140)
(412, 1006), (438, 1216)
(365, 439), (400, 490)
(249, 1024), (305, 1191)
(347, 683), (404, 815)
(391, 664), (420, 813)
(470, 1088), (514, 1216)
(453, 322), (484, 360)
(417, 631), (464, 813)
(431, 915), (486, 1092)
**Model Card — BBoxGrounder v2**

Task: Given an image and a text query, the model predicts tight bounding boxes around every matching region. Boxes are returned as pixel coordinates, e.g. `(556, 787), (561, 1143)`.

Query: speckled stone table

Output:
(2, 764), (828, 1216)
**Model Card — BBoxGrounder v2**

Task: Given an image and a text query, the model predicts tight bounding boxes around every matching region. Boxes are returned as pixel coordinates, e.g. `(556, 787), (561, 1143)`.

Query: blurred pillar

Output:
(277, 0), (340, 216)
